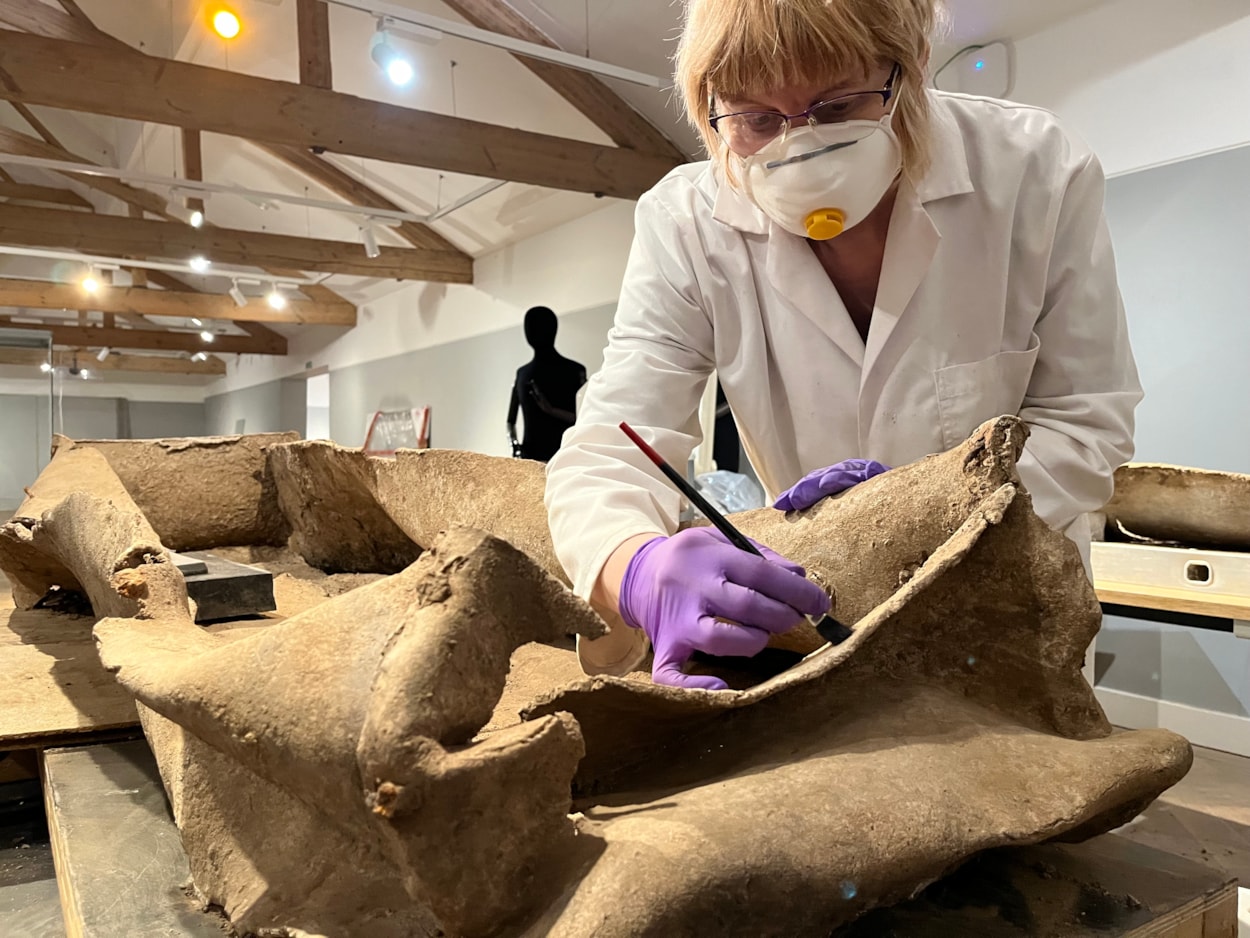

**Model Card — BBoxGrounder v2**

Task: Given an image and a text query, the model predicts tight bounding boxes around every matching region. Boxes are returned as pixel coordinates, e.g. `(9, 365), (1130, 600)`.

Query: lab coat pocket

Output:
(934, 334), (1041, 451)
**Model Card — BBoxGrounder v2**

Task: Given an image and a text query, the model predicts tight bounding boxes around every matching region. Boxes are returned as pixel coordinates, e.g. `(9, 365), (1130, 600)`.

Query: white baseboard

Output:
(1095, 686), (1250, 758)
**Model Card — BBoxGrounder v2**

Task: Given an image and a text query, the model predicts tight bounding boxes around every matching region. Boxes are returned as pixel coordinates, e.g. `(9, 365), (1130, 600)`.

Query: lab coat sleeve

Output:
(1016, 149), (1143, 534)
(545, 191), (716, 600)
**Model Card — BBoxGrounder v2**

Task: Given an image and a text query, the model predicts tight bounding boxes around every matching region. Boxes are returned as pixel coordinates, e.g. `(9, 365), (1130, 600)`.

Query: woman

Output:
(545, 0), (1141, 689)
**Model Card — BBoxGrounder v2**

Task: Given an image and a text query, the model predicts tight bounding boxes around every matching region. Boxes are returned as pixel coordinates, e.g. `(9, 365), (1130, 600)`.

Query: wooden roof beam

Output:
(439, 0), (686, 162)
(0, 278), (356, 326)
(0, 203), (473, 282)
(0, 179), (91, 208)
(0, 31), (682, 200)
(0, 0), (127, 49)
(0, 345), (226, 376)
(0, 126), (170, 216)
(0, 317), (285, 355)
(3, 3), (471, 264)
(296, 0), (332, 89)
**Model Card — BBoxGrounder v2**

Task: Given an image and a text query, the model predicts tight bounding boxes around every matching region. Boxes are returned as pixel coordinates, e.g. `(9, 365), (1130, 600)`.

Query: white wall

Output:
(1011, 2), (1250, 750)
(207, 198), (636, 397)
(1010, 1), (1250, 177)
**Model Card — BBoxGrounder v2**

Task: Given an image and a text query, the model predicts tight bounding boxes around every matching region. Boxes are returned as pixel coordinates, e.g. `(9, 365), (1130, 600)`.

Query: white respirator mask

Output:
(737, 113), (902, 240)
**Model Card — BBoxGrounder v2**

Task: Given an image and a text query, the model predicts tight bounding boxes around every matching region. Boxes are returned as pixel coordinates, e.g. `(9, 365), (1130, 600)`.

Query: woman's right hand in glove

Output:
(618, 527), (830, 691)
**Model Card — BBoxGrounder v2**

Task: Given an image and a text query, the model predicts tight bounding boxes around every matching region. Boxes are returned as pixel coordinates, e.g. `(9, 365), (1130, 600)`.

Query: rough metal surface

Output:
(1104, 462), (1250, 550)
(96, 529), (605, 938)
(55, 433), (297, 551)
(269, 442), (564, 582)
(267, 442), (423, 574)
(38, 417), (1188, 936)
(0, 446), (185, 618)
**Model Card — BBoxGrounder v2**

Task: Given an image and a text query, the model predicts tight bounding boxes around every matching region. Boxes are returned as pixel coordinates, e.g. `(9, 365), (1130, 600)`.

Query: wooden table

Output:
(1093, 542), (1250, 640)
(0, 601), (140, 752)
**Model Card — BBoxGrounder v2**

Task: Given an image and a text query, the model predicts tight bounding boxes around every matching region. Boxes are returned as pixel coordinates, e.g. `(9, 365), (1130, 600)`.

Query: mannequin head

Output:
(524, 306), (558, 351)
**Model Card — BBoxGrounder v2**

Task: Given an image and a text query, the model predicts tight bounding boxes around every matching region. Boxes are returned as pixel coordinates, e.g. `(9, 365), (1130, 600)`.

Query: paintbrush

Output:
(619, 421), (852, 646)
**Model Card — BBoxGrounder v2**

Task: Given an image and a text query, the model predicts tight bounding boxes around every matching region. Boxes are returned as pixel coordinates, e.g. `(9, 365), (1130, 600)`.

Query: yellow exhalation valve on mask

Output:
(804, 208), (846, 240)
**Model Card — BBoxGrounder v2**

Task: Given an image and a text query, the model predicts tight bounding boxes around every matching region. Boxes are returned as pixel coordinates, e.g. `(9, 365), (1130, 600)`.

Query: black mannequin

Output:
(507, 306), (587, 462)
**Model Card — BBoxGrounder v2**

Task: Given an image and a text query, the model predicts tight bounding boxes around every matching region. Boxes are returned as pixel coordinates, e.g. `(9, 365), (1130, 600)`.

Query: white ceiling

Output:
(0, 0), (1111, 309)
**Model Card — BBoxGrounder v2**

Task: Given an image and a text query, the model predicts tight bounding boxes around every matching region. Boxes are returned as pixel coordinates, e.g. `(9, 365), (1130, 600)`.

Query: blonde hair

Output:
(675, 0), (941, 183)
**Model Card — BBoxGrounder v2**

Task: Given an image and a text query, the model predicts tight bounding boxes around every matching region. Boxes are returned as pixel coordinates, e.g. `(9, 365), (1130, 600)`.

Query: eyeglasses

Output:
(709, 65), (900, 155)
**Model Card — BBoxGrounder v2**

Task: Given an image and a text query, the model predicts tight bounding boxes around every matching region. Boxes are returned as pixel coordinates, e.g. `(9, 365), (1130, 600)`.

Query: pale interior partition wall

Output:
(1096, 144), (1250, 749)
(306, 373), (331, 442)
(329, 304), (618, 453)
(203, 305), (620, 454)
(204, 199), (640, 448)
(0, 328), (52, 514)
(1007, 1), (1250, 753)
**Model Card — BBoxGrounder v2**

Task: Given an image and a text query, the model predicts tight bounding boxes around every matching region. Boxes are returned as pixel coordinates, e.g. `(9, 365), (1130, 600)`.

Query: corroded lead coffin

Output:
(0, 419), (1191, 937)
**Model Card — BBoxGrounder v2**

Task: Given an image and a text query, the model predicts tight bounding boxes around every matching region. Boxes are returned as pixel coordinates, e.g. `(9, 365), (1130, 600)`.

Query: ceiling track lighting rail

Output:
(0, 245), (323, 287)
(322, 0), (668, 89)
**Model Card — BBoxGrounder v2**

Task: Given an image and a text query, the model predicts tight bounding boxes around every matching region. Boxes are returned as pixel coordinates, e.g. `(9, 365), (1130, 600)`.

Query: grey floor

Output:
(0, 772), (63, 938)
(1114, 742), (1250, 887)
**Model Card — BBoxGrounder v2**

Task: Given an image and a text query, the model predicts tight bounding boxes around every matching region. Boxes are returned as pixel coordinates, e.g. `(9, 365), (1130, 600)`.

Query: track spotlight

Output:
(371, 21), (415, 87)
(200, 330), (215, 343)
(79, 369), (91, 380)
(169, 202), (205, 228)
(189, 255), (211, 274)
(191, 352), (209, 363)
(191, 318), (203, 327)
(96, 347), (110, 362)
(81, 267), (101, 294)
(229, 280), (248, 308)
(40, 361), (53, 373)
(362, 224), (381, 259)
(266, 285), (288, 311)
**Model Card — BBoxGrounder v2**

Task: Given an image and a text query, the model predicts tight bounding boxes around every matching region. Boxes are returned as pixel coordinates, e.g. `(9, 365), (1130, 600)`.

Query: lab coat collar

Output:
(711, 93), (973, 233)
(914, 95), (974, 204)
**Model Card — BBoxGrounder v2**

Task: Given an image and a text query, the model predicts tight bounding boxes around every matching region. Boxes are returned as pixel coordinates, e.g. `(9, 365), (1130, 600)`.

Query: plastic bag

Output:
(695, 470), (766, 514)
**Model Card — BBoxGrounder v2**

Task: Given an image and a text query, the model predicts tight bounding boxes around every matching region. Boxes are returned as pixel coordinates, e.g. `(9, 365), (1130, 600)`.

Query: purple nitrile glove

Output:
(618, 527), (831, 691)
(773, 459), (891, 512)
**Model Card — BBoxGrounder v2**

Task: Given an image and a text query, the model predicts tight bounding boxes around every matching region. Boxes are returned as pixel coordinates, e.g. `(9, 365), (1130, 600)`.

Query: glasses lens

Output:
(809, 92), (886, 126)
(718, 112), (787, 152)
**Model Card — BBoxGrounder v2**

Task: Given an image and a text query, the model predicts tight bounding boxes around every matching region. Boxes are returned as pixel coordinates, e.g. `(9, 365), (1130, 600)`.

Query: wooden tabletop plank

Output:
(1095, 581), (1250, 621)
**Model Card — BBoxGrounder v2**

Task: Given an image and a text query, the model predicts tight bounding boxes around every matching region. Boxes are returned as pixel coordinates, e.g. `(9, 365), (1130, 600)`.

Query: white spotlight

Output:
(81, 267), (101, 294)
(168, 202), (205, 228)
(191, 318), (203, 327)
(189, 255), (211, 274)
(96, 347), (110, 362)
(79, 369), (90, 379)
(386, 57), (415, 86)
(191, 351), (209, 363)
(200, 330), (215, 343)
(362, 224), (381, 259)
(371, 22), (415, 87)
(39, 361), (53, 373)
(266, 286), (288, 311)
(228, 280), (248, 307)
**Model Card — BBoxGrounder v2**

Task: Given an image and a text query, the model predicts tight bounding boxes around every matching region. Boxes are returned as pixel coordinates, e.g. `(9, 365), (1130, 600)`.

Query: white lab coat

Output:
(546, 90), (1142, 605)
